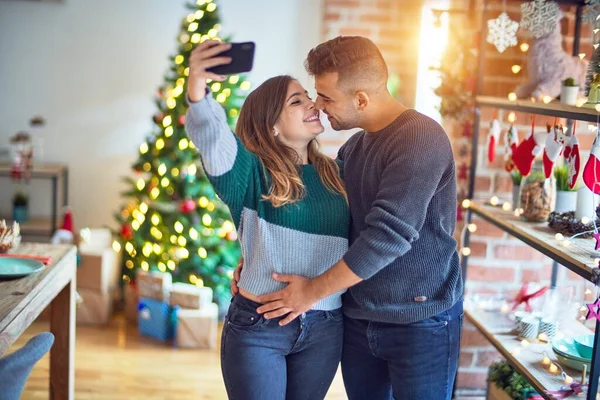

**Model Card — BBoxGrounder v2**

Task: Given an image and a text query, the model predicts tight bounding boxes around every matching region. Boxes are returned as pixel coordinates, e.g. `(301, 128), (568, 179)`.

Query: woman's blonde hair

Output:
(236, 75), (346, 207)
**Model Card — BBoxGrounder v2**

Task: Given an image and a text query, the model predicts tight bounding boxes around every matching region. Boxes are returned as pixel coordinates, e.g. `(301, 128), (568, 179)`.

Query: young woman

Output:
(185, 40), (349, 400)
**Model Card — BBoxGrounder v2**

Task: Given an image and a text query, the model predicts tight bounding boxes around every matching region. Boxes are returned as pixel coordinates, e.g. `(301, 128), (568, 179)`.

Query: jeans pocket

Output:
(408, 313), (451, 330)
(325, 308), (344, 322)
(227, 307), (265, 329)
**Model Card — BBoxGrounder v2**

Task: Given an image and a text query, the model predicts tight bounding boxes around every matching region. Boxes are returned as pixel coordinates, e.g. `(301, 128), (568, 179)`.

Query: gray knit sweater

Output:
(338, 109), (463, 324)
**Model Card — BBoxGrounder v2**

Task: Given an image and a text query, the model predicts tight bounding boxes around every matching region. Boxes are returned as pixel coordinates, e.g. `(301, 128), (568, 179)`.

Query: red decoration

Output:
(542, 122), (565, 179)
(61, 208), (74, 232)
(583, 130), (600, 194)
(458, 164), (468, 180)
(178, 115), (186, 126)
(486, 119), (501, 163)
(563, 122), (581, 190)
(120, 223), (133, 241)
(180, 199), (196, 213)
(512, 284), (549, 312)
(512, 118), (547, 176)
(153, 113), (165, 125)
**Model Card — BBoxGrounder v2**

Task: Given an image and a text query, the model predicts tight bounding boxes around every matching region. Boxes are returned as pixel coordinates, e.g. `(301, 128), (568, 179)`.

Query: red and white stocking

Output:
(583, 130), (600, 194)
(512, 119), (547, 176)
(487, 119), (501, 163)
(563, 122), (581, 190)
(504, 125), (519, 172)
(543, 124), (566, 179)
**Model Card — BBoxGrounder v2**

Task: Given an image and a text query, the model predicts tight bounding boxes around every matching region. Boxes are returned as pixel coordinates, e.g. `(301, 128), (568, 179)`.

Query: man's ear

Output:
(355, 91), (369, 111)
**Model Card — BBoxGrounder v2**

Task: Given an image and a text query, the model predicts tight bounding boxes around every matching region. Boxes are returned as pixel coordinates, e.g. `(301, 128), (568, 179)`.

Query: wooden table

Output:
(0, 243), (77, 399)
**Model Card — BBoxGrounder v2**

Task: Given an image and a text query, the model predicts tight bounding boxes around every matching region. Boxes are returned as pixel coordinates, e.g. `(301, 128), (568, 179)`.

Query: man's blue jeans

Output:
(220, 295), (344, 400)
(341, 301), (463, 400)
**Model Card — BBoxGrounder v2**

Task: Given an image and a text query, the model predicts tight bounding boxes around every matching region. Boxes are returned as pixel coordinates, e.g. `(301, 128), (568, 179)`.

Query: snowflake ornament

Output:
(584, 0), (600, 24)
(521, 0), (561, 38)
(487, 12), (519, 53)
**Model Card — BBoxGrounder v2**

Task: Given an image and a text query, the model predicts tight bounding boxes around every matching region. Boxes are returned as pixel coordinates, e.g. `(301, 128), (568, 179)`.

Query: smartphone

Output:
(207, 41), (255, 75)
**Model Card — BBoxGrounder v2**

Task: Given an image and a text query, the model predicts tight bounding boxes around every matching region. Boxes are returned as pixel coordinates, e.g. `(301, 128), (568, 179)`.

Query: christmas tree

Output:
(114, 0), (250, 310)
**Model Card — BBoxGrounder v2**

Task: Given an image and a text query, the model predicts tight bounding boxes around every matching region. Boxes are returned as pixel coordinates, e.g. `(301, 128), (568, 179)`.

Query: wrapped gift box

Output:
(76, 288), (113, 325)
(77, 247), (120, 293)
(137, 270), (172, 301)
(175, 303), (218, 349)
(138, 297), (177, 342)
(125, 283), (139, 325)
(170, 282), (213, 309)
(78, 228), (113, 251)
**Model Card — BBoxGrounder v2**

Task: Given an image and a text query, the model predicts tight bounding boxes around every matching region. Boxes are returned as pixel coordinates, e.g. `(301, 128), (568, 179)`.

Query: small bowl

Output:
(574, 334), (595, 360)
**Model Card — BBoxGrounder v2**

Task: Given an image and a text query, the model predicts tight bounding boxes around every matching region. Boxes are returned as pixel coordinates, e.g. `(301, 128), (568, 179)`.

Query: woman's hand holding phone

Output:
(187, 40), (232, 102)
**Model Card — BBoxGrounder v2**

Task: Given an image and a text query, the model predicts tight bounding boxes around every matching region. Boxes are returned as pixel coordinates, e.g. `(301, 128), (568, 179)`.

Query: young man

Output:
(255, 36), (464, 399)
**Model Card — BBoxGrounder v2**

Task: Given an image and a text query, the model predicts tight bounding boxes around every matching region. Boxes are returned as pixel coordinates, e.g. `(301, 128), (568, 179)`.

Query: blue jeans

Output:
(341, 301), (463, 400)
(220, 295), (344, 400)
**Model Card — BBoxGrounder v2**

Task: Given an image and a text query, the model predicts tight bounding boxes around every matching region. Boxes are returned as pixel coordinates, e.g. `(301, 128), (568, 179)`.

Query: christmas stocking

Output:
(504, 125), (519, 172)
(543, 124), (565, 179)
(583, 131), (600, 194)
(563, 123), (581, 190)
(512, 121), (547, 176)
(487, 119), (501, 163)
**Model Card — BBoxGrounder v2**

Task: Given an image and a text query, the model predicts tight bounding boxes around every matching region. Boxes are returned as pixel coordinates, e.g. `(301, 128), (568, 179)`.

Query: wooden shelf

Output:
(0, 163), (67, 178)
(476, 96), (600, 123)
(468, 202), (600, 285)
(465, 301), (593, 399)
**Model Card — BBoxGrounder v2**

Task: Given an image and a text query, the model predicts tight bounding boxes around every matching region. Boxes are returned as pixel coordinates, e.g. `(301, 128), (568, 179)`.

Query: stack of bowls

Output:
(552, 335), (593, 372)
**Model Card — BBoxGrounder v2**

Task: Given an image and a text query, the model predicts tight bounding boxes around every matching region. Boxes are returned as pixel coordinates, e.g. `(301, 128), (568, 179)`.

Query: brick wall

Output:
(319, 0), (596, 395)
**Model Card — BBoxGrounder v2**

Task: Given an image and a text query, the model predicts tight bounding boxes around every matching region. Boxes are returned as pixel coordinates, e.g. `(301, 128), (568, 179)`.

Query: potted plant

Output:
(561, 77), (579, 106)
(510, 170), (522, 210)
(12, 191), (29, 223)
(554, 164), (578, 212)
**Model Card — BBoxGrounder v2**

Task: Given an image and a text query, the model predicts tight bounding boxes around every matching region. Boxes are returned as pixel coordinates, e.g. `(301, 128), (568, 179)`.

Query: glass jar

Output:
(519, 159), (556, 222)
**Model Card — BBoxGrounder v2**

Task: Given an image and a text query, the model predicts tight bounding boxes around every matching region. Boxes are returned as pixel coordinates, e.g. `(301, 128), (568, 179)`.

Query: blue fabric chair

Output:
(0, 332), (55, 400)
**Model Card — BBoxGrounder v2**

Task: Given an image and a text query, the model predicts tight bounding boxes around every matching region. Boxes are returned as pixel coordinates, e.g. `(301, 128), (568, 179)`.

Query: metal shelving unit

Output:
(0, 163), (69, 237)
(460, 1), (600, 399)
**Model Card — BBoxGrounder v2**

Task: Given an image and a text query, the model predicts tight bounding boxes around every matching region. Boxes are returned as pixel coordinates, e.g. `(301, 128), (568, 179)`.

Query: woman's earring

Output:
(274, 130), (279, 137)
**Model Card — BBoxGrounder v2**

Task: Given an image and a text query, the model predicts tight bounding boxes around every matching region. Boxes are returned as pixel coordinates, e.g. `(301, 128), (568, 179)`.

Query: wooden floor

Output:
(13, 314), (348, 400)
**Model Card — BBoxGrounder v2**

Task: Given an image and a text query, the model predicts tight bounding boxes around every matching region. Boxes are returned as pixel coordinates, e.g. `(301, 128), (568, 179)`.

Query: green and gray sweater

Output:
(185, 92), (349, 310)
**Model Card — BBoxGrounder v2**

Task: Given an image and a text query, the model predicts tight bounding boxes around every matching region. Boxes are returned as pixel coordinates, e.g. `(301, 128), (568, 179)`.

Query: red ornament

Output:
(180, 199), (196, 214)
(153, 113), (165, 125)
(178, 115), (186, 126)
(120, 223), (133, 240)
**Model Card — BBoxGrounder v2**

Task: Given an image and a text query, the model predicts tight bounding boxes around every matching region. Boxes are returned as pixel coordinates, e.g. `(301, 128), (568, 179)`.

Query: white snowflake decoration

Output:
(487, 12), (519, 53)
(521, 0), (561, 38)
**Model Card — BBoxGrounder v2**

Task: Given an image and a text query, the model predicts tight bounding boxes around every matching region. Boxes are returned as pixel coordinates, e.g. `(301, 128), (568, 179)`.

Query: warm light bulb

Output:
(508, 92), (517, 101)
(140, 202), (148, 213)
(136, 179), (145, 191)
(468, 223), (477, 233)
(462, 199), (471, 209)
(155, 138), (165, 150)
(549, 364), (558, 373)
(508, 112), (516, 123)
(112, 241), (121, 252)
(461, 247), (471, 256)
(160, 177), (170, 187)
(211, 82), (221, 92)
(542, 355), (551, 365)
(150, 187), (160, 199)
(542, 96), (552, 104)
(195, 10), (204, 19)
(520, 43), (529, 52)
(199, 197), (209, 208)
(188, 22), (199, 32)
(511, 65), (521, 74)
(490, 196), (499, 206)
(141, 261), (149, 271)
(538, 333), (549, 342)
(188, 164), (197, 176)
(564, 375), (573, 384)
(139, 142), (149, 154)
(203, 214), (213, 226)
(179, 138), (189, 150)
(198, 247), (208, 258)
(229, 75), (240, 84)
(178, 236), (187, 246)
(189, 228), (199, 240)
(167, 260), (176, 270)
(521, 339), (530, 347)
(579, 53), (586, 60)
(162, 115), (172, 127)
(191, 33), (201, 44)
(165, 126), (174, 137)
(158, 164), (167, 176)
(216, 93), (226, 103)
(502, 202), (511, 211)
(582, 217), (590, 224)
(240, 81), (251, 90)
(555, 233), (564, 241)
(174, 221), (184, 233)
(206, 2), (217, 12)
(174, 55), (184, 65)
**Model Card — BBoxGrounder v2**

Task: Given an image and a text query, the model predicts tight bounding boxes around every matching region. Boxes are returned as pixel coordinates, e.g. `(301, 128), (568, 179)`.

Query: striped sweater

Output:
(185, 92), (349, 310)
